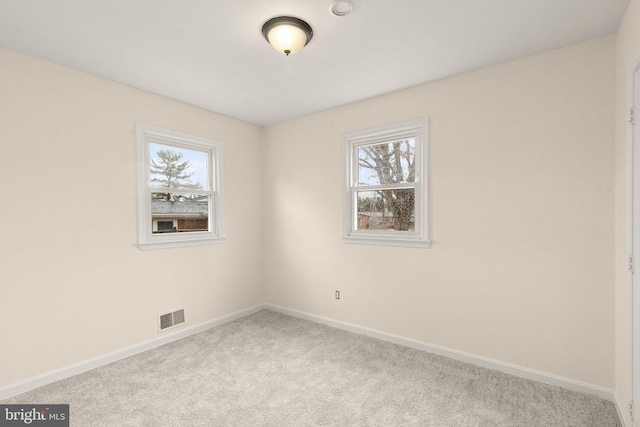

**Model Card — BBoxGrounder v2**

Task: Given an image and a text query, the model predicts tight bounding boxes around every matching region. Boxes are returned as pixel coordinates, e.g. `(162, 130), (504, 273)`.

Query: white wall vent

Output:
(158, 309), (186, 332)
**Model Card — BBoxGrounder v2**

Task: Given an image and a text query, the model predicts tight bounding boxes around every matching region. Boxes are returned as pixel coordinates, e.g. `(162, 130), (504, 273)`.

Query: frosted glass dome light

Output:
(262, 16), (313, 56)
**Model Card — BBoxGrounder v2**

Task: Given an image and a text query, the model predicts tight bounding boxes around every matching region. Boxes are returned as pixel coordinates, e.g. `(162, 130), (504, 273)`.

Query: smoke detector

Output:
(329, 0), (353, 17)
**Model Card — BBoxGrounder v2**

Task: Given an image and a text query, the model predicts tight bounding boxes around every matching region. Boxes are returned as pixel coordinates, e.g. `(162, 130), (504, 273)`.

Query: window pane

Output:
(149, 143), (209, 190)
(357, 138), (415, 186)
(151, 192), (209, 233)
(356, 189), (415, 231)
(157, 220), (174, 231)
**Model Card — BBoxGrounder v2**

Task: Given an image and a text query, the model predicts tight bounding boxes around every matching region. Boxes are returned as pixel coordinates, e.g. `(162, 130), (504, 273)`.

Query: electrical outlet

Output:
(335, 290), (340, 300)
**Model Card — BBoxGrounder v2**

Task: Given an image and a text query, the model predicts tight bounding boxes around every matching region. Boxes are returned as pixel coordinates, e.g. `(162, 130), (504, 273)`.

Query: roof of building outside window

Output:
(152, 199), (207, 216)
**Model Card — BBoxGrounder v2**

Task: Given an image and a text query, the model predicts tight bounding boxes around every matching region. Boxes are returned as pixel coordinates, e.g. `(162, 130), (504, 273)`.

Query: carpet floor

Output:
(3, 310), (621, 426)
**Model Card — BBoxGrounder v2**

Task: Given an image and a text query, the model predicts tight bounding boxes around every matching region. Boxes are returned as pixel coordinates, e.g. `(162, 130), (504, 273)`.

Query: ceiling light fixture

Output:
(262, 16), (313, 56)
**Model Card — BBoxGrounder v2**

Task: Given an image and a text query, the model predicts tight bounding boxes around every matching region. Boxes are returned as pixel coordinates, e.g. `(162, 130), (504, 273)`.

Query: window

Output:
(136, 124), (224, 250)
(343, 119), (430, 247)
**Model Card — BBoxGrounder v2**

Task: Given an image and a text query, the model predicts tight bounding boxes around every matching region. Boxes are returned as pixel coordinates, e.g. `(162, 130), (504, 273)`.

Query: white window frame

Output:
(343, 119), (430, 248)
(136, 124), (224, 250)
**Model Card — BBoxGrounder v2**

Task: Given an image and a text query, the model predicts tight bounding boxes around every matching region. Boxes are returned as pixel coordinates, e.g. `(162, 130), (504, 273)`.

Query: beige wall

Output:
(263, 36), (616, 389)
(615, 0), (640, 424)
(0, 30), (623, 402)
(0, 47), (264, 388)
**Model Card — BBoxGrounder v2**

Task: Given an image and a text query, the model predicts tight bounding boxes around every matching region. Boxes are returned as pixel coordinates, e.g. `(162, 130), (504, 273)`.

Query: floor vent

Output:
(159, 309), (186, 332)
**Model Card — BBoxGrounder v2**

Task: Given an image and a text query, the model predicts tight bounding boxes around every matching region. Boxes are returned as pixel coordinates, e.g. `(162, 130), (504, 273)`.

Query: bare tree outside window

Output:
(357, 139), (416, 231)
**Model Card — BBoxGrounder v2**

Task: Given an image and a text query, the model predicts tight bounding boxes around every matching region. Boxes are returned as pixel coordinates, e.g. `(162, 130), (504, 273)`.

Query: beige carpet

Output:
(3, 310), (621, 426)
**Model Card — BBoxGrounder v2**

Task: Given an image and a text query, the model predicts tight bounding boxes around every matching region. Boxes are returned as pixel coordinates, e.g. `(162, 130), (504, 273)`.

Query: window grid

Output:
(343, 119), (430, 247)
(136, 125), (224, 250)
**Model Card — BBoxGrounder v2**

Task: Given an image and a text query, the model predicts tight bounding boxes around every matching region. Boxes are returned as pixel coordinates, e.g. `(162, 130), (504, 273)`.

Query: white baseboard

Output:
(1, 303), (617, 405)
(614, 392), (631, 427)
(265, 304), (616, 402)
(0, 304), (265, 401)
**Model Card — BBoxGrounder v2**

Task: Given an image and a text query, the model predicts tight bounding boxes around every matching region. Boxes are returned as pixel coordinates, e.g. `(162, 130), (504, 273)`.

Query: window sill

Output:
(138, 236), (226, 251)
(343, 235), (431, 248)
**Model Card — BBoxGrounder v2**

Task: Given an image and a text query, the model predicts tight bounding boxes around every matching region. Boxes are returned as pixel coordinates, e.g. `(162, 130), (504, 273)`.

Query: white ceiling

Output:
(0, 0), (630, 126)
